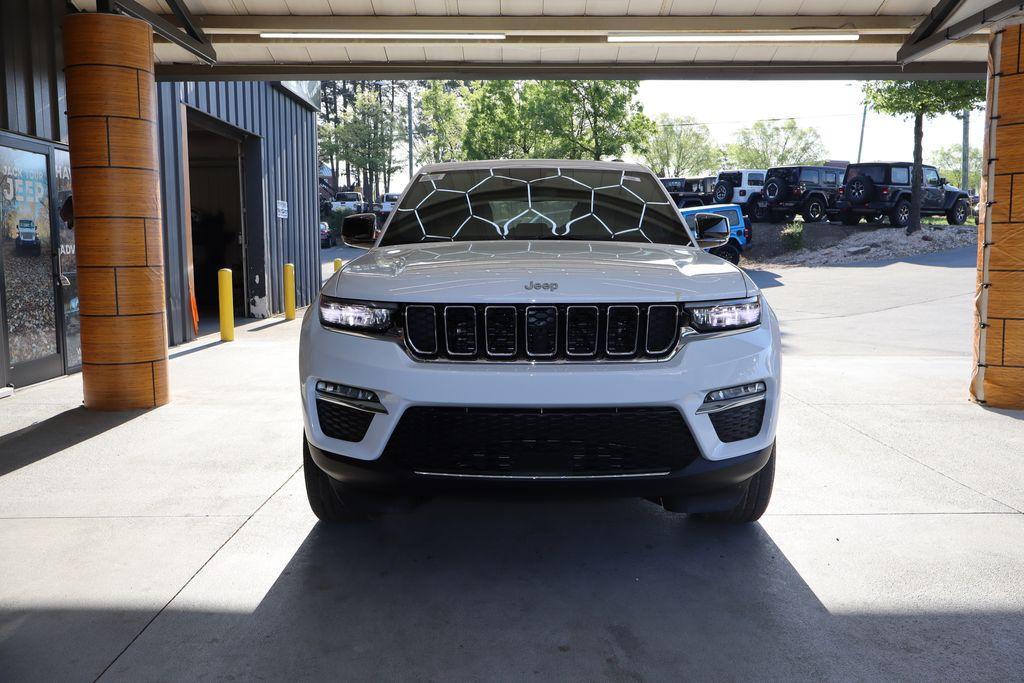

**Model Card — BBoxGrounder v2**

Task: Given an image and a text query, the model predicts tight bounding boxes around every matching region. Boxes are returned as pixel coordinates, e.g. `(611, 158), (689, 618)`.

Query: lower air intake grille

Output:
(382, 406), (700, 476)
(709, 400), (765, 443)
(316, 399), (374, 442)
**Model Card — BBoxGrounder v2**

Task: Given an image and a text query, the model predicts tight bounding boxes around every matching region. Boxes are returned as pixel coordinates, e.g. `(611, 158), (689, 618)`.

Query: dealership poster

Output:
(55, 148), (80, 369)
(0, 144), (57, 365)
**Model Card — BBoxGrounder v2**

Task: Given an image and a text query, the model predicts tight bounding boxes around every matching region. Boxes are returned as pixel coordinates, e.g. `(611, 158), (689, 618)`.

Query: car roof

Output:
(679, 203), (742, 213)
(419, 159), (655, 174)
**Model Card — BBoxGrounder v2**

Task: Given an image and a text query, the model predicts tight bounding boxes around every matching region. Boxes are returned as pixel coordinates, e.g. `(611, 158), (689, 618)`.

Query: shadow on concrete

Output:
(4, 499), (1023, 679)
(247, 318), (290, 332)
(0, 407), (143, 478)
(168, 339), (224, 359)
(744, 268), (785, 289)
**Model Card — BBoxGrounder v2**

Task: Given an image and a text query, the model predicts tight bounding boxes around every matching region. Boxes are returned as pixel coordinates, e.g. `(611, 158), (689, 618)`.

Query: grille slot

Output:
(606, 306), (640, 356)
(709, 400), (765, 443)
(566, 306), (599, 357)
(316, 399), (374, 442)
(402, 303), (683, 362)
(405, 305), (437, 354)
(382, 406), (700, 476)
(444, 306), (477, 356)
(485, 306), (517, 357)
(525, 306), (558, 357)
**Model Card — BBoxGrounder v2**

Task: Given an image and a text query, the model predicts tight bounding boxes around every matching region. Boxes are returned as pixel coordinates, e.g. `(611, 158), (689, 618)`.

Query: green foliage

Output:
(643, 114), (722, 177)
(862, 80), (985, 119)
(416, 81), (467, 164)
(780, 221), (804, 251)
(929, 143), (983, 193)
(725, 119), (826, 169)
(533, 80), (655, 160)
(335, 90), (403, 187)
(463, 81), (552, 159)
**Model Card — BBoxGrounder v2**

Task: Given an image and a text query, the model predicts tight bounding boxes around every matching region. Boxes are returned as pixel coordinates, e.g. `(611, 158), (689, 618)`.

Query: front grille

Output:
(709, 400), (765, 443)
(316, 399), (375, 442)
(382, 406), (700, 476)
(402, 303), (684, 361)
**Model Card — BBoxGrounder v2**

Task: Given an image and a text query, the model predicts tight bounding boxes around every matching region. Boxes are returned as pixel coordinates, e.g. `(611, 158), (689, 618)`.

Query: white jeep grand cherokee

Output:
(300, 160), (780, 523)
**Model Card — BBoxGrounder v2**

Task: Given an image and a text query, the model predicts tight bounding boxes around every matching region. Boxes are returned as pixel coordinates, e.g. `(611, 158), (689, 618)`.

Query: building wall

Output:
(0, 0), (68, 145)
(156, 81), (320, 345)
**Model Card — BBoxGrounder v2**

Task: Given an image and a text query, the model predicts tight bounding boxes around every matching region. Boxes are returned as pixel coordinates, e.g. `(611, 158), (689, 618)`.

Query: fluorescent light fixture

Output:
(607, 33), (859, 43)
(260, 32), (505, 41)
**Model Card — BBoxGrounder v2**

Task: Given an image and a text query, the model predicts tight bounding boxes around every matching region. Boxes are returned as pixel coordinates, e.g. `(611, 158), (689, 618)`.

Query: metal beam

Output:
(99, 0), (217, 65)
(154, 60), (986, 83)
(899, 0), (1024, 64)
(173, 14), (924, 35)
(904, 0), (966, 47)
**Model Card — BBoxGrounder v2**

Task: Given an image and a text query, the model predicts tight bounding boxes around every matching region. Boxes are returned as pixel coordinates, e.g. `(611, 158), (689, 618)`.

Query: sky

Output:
(637, 79), (984, 166)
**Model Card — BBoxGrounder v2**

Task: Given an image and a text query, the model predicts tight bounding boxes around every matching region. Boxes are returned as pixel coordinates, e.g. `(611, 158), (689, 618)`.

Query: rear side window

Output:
(824, 171), (838, 186)
(799, 169), (820, 184)
(337, 192), (360, 201)
(747, 173), (764, 186)
(661, 178), (685, 192)
(719, 171), (742, 185)
(846, 165), (886, 184)
(890, 167), (910, 184)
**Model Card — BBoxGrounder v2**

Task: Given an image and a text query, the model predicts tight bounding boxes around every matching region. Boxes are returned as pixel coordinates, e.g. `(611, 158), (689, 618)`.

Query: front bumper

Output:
(299, 301), (781, 490)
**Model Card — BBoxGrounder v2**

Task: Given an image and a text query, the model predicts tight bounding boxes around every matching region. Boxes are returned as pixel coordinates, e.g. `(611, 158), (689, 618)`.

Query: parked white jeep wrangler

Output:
(300, 160), (780, 524)
(713, 170), (769, 222)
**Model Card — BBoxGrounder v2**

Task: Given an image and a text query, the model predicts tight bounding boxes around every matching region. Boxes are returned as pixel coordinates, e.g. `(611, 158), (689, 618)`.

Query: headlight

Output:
(319, 295), (394, 332)
(688, 297), (761, 332)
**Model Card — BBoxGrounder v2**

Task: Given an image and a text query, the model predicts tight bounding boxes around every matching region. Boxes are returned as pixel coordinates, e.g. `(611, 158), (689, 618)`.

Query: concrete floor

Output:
(2, 246), (1023, 680)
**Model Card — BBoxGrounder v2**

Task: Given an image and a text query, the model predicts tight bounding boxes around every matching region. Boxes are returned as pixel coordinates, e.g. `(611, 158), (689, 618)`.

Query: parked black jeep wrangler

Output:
(659, 176), (716, 208)
(832, 162), (972, 228)
(762, 165), (841, 223)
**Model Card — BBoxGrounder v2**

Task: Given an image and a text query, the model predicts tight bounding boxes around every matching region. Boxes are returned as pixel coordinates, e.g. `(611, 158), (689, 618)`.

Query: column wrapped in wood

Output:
(64, 13), (168, 409)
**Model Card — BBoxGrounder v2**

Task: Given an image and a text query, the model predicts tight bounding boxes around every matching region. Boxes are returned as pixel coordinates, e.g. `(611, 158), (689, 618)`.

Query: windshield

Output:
(337, 192), (360, 201)
(381, 166), (690, 247)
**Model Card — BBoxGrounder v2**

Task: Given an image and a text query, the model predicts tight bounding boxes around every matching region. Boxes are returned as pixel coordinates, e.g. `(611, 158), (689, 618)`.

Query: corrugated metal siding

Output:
(0, 0), (68, 144)
(157, 80), (319, 345)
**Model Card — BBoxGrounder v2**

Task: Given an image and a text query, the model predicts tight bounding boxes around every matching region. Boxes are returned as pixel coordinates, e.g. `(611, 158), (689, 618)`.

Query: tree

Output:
(643, 114), (722, 176)
(463, 80), (553, 159)
(336, 90), (402, 202)
(725, 119), (826, 169)
(930, 143), (983, 194)
(862, 80), (985, 233)
(534, 80), (654, 161)
(416, 81), (467, 165)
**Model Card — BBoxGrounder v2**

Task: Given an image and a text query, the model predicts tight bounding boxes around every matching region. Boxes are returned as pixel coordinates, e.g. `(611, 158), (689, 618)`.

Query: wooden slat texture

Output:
(80, 313), (166, 365)
(108, 117), (158, 169)
(115, 266), (165, 315)
(67, 117), (109, 167)
(82, 362), (161, 410)
(72, 168), (160, 219)
(997, 74), (1024, 126)
(987, 271), (1024, 318)
(65, 65), (141, 119)
(982, 366), (1024, 406)
(74, 218), (149, 267)
(989, 223), (1024, 269)
(63, 13), (152, 72)
(77, 268), (118, 316)
(985, 318), (1005, 366)
(1004, 320), (1024, 366)
(990, 174), (1011, 223)
(64, 11), (169, 409)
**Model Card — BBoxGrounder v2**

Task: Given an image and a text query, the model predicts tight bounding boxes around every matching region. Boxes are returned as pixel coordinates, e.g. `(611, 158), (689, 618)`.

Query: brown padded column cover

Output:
(64, 13), (169, 409)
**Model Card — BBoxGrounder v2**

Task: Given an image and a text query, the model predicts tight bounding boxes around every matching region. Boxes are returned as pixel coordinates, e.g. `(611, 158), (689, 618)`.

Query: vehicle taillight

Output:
(744, 223), (752, 241)
(794, 184), (805, 196)
(838, 186), (845, 196)
(878, 186), (890, 197)
(739, 189), (747, 197)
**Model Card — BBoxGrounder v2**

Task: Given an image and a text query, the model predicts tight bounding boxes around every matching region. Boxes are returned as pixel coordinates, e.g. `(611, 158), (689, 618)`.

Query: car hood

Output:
(326, 241), (751, 303)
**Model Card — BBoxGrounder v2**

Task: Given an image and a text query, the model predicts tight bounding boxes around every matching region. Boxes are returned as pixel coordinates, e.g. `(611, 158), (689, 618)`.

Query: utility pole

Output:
(962, 109), (971, 191)
(857, 102), (868, 163)
(407, 87), (415, 181)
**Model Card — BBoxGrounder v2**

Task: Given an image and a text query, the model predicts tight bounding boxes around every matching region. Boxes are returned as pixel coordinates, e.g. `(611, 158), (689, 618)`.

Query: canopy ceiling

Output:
(71, 1), (1019, 80)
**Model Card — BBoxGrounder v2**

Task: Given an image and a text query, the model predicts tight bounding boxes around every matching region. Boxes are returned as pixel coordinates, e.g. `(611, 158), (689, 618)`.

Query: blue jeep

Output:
(679, 203), (751, 264)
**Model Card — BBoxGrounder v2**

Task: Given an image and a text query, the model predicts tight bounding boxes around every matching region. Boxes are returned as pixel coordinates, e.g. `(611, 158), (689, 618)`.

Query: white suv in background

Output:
(713, 169), (769, 222)
(300, 160), (781, 524)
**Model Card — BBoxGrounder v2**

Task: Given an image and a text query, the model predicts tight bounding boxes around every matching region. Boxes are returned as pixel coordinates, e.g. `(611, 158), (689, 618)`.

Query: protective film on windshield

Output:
(380, 166), (691, 247)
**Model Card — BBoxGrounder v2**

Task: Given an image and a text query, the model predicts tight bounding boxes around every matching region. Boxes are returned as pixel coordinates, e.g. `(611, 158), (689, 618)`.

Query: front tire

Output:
(303, 436), (376, 522)
(947, 198), (970, 225)
(694, 445), (775, 523)
(710, 243), (741, 265)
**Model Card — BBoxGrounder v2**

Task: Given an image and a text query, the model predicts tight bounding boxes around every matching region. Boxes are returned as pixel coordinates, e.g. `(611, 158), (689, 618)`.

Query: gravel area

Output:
(744, 222), (978, 268)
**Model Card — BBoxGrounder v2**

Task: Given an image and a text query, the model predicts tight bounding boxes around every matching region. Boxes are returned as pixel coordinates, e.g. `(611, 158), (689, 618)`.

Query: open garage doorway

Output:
(184, 111), (262, 337)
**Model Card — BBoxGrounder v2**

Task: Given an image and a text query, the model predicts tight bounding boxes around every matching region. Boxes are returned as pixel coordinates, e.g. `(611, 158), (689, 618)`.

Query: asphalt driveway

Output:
(2, 246), (1023, 680)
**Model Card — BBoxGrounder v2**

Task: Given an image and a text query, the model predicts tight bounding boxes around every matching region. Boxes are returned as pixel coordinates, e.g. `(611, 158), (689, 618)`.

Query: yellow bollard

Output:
(284, 263), (296, 321)
(333, 257), (342, 272)
(218, 268), (234, 342)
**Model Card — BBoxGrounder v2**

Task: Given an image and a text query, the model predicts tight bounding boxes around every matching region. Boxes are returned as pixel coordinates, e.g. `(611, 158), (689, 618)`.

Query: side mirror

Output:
(939, 177), (948, 185)
(341, 213), (377, 249)
(694, 213), (730, 249)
